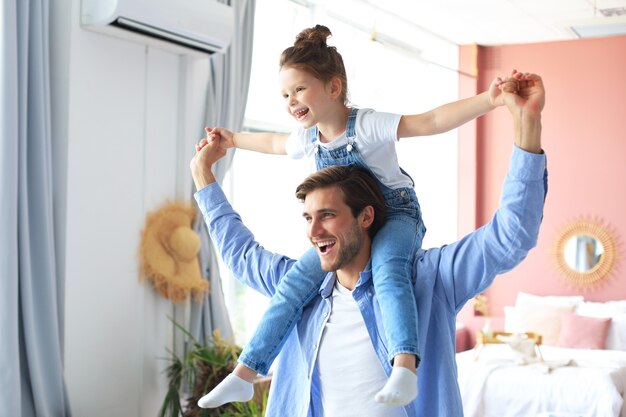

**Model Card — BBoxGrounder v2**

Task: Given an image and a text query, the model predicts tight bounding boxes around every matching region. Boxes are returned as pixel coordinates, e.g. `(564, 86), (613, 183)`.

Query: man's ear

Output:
(359, 206), (375, 230)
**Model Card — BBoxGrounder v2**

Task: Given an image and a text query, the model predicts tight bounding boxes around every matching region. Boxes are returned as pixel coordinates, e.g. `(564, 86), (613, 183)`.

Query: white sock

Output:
(197, 373), (254, 408)
(374, 366), (418, 407)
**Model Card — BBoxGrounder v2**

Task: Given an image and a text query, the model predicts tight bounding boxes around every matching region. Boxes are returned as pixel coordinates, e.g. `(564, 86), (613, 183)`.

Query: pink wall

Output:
(457, 35), (626, 335)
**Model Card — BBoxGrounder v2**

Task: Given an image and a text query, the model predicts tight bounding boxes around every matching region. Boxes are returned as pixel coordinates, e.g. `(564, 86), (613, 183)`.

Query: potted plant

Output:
(159, 320), (268, 417)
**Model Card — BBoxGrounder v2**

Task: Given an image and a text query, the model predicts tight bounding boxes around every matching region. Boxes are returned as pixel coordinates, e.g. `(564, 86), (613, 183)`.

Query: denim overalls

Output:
(238, 108), (425, 375)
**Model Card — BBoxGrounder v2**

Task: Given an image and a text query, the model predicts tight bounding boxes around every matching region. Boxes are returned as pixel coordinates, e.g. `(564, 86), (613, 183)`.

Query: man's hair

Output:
(295, 165), (386, 238)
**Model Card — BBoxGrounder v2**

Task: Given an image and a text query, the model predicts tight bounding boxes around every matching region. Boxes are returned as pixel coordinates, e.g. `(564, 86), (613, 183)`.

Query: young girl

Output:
(198, 24), (517, 409)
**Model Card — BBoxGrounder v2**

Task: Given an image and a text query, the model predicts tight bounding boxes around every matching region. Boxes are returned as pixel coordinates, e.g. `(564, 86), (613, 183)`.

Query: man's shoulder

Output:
(411, 247), (445, 289)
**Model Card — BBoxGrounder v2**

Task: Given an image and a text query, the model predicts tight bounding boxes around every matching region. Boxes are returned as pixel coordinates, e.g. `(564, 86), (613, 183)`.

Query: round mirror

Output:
(553, 219), (617, 286)
(563, 235), (604, 272)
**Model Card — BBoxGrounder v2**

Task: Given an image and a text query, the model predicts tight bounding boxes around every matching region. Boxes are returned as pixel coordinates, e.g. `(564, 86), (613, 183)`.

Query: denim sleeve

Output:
(194, 183), (296, 298)
(432, 146), (548, 312)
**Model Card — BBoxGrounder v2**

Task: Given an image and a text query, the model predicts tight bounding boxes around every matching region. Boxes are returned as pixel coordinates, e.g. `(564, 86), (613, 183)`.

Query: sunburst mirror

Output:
(553, 219), (618, 287)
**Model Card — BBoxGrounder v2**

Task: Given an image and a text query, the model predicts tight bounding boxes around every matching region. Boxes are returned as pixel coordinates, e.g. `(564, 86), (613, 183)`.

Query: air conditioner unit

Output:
(81, 0), (235, 55)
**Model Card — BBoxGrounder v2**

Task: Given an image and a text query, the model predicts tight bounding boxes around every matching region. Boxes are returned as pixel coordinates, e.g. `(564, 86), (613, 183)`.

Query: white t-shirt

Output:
(285, 108), (413, 190)
(316, 280), (405, 417)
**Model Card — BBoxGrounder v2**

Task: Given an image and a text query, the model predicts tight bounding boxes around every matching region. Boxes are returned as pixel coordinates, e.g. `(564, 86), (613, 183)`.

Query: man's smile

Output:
(315, 239), (336, 254)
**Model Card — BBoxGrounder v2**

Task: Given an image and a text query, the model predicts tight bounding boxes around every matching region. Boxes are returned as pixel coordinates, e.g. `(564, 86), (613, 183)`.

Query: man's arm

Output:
(505, 70), (544, 154)
(429, 71), (547, 310)
(190, 139), (296, 297)
(190, 137), (224, 190)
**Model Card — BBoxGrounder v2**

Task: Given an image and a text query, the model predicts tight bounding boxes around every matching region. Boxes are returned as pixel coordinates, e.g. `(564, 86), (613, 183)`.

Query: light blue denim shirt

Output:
(195, 146), (547, 417)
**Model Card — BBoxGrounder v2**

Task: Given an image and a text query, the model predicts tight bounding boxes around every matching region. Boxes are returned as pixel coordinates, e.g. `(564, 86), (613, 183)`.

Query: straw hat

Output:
(140, 202), (208, 302)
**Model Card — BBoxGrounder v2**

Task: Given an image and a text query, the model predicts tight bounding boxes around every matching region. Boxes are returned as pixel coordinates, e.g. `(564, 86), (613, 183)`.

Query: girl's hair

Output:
(295, 165), (386, 238)
(280, 24), (349, 105)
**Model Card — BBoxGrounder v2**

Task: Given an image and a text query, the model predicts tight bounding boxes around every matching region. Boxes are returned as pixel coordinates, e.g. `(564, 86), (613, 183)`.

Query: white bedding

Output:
(456, 344), (626, 417)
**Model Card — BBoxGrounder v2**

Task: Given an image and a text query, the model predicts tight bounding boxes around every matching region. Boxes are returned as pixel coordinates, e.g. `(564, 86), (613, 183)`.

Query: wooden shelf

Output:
(475, 331), (543, 346)
(473, 331), (544, 361)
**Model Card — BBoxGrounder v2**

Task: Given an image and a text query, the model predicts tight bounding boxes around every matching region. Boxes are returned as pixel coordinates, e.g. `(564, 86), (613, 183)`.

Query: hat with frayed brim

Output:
(140, 202), (208, 302)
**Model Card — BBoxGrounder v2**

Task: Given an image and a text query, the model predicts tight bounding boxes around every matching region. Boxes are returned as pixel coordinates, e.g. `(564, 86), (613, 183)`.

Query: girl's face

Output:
(279, 66), (339, 129)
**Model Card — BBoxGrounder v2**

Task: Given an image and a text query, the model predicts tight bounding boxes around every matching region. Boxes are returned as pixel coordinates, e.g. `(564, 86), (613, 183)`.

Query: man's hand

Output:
(502, 70), (545, 119)
(190, 136), (227, 190)
(502, 70), (545, 154)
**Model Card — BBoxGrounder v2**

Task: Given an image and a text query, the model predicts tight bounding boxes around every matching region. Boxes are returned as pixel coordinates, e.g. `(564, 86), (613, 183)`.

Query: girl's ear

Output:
(328, 76), (343, 99)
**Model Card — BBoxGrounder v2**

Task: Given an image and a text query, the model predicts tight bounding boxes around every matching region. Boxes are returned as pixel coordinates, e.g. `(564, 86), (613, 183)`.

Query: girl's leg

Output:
(374, 353), (418, 406)
(238, 247), (325, 373)
(371, 217), (423, 406)
(198, 363), (256, 408)
(198, 247), (325, 408)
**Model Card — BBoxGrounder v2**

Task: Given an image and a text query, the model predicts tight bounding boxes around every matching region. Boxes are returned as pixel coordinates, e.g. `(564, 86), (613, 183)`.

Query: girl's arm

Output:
(206, 127), (289, 155)
(397, 74), (516, 139)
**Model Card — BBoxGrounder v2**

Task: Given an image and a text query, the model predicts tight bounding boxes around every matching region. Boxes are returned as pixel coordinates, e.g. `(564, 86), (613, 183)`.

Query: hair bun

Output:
(294, 24), (332, 49)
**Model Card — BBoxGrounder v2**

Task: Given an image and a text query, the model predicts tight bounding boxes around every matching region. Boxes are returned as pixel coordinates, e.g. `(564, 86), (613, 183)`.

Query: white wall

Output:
(48, 1), (461, 414)
(51, 1), (210, 415)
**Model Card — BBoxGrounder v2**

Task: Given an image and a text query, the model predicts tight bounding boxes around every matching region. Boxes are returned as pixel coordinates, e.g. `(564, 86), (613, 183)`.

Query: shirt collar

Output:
(319, 272), (336, 299)
(357, 261), (373, 287)
(319, 260), (373, 299)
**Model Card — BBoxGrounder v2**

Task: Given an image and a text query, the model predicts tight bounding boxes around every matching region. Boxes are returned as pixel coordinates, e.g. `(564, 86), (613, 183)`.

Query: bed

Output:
(456, 293), (626, 417)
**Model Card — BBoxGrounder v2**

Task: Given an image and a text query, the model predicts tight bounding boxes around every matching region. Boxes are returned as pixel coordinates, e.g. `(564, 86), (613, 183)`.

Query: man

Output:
(189, 71), (547, 417)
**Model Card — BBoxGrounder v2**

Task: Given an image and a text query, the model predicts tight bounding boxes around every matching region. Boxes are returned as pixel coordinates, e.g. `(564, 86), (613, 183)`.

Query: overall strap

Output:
(346, 108), (358, 139)
(309, 108), (357, 142)
(309, 125), (318, 144)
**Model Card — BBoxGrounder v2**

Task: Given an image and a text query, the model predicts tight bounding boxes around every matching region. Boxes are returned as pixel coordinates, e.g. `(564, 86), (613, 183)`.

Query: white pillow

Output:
(576, 300), (626, 317)
(606, 314), (626, 351)
(513, 292), (581, 346)
(607, 300), (626, 314)
(516, 292), (584, 308)
(514, 302), (576, 345)
(503, 306), (522, 333)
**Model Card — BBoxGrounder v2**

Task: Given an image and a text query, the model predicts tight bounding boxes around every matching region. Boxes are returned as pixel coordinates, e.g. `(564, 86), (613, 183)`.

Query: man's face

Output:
(302, 186), (368, 273)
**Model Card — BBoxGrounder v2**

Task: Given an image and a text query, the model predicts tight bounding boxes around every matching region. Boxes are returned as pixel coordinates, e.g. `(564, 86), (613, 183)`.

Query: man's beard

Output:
(321, 221), (363, 272)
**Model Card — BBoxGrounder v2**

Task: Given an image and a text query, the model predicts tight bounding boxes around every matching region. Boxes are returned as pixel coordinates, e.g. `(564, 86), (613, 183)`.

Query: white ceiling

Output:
(324, 0), (626, 45)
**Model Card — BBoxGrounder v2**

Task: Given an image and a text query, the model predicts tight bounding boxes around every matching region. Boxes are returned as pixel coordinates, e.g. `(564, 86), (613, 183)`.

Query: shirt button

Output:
(400, 190), (406, 197)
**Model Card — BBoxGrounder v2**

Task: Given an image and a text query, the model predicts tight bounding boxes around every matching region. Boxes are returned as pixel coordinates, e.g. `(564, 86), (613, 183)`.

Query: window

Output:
(221, 0), (460, 346)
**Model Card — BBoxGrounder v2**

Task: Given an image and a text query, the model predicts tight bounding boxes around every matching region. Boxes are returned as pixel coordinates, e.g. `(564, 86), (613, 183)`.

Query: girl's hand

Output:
(205, 127), (236, 149)
(489, 70), (520, 107)
(195, 137), (209, 152)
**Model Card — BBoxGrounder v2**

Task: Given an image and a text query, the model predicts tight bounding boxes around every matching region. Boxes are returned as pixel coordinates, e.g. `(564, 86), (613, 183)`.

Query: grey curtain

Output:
(0, 0), (71, 416)
(190, 0), (256, 345)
